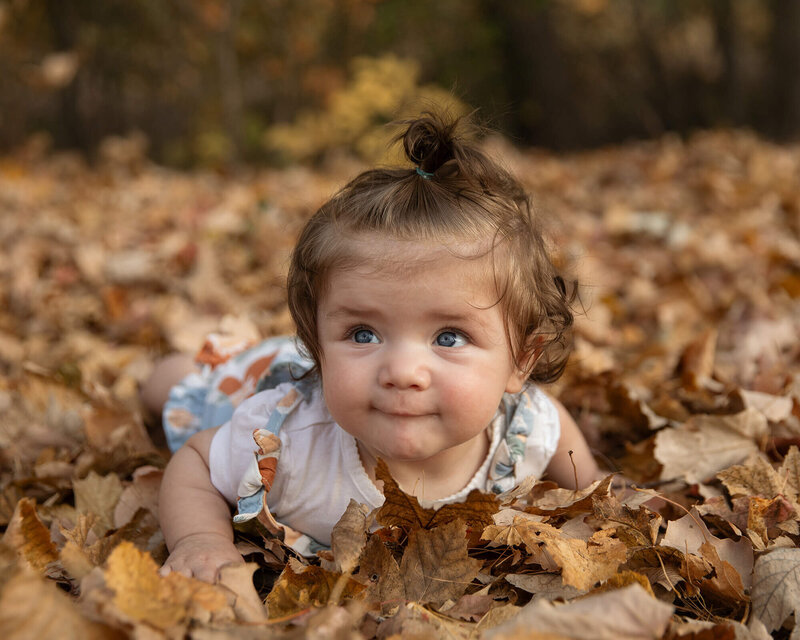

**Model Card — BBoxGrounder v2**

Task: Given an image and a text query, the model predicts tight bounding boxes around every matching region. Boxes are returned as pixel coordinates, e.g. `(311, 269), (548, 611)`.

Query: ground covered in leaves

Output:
(0, 130), (799, 639)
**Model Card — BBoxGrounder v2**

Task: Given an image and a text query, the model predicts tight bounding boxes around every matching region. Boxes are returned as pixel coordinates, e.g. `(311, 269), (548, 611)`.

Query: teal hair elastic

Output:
(416, 166), (435, 180)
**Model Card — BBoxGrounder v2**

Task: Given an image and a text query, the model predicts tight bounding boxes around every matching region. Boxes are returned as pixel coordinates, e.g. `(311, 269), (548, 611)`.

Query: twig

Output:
(568, 450), (578, 491)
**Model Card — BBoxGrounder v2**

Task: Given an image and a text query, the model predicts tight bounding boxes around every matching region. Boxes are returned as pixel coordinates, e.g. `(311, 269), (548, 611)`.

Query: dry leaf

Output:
(505, 573), (585, 601)
(2, 498), (58, 572)
(654, 410), (768, 483)
(485, 584), (673, 640)
(112, 465), (162, 527)
(356, 534), (404, 614)
(514, 518), (627, 590)
(73, 471), (123, 536)
(104, 541), (229, 630)
(266, 560), (366, 619)
(661, 509), (753, 590)
(717, 456), (785, 500)
(400, 519), (482, 605)
(526, 474), (614, 517)
(330, 499), (369, 574)
(750, 548), (800, 635)
(0, 567), (116, 640)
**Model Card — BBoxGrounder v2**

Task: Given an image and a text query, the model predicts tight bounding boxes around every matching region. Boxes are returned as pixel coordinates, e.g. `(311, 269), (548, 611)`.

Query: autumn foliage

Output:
(0, 129), (799, 638)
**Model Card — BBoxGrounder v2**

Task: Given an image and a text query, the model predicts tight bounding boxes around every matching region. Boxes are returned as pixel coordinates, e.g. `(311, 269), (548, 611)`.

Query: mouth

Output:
(373, 407), (433, 418)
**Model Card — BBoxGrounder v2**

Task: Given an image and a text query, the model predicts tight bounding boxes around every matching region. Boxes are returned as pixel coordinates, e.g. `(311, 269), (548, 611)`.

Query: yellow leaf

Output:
(1, 498), (58, 572)
(104, 541), (228, 630)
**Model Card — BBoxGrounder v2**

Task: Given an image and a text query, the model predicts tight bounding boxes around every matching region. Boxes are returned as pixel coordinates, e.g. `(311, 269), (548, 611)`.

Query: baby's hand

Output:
(160, 532), (243, 583)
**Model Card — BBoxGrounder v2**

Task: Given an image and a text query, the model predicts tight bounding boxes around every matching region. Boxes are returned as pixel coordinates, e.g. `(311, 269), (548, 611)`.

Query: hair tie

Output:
(416, 166), (435, 180)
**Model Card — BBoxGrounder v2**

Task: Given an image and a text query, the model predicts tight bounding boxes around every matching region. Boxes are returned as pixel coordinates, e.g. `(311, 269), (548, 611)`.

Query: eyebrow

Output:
(324, 304), (488, 327)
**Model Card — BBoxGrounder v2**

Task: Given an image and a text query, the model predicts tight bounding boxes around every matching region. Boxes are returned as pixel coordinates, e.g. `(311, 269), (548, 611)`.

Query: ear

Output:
(505, 335), (544, 394)
(505, 367), (528, 394)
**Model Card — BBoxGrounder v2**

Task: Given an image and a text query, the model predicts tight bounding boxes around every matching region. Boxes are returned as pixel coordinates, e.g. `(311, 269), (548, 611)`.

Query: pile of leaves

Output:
(0, 128), (799, 638)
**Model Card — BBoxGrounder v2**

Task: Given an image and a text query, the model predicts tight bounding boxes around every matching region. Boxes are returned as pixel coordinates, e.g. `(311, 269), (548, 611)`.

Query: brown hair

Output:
(287, 111), (575, 384)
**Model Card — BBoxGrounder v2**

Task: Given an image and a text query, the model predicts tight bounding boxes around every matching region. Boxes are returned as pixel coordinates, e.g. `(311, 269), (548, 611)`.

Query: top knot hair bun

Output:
(401, 112), (459, 178)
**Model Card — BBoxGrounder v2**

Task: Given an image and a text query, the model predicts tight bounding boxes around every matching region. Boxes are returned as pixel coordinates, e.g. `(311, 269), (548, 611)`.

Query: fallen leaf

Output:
(104, 541), (229, 630)
(504, 573), (585, 601)
(73, 471), (123, 536)
(0, 566), (117, 639)
(330, 499), (369, 574)
(266, 560), (366, 619)
(515, 518), (627, 590)
(654, 410), (768, 483)
(526, 474), (614, 517)
(1, 498), (58, 572)
(661, 509), (753, 590)
(717, 456), (785, 500)
(356, 534), (404, 614)
(400, 519), (482, 605)
(750, 548), (800, 635)
(216, 563), (268, 622)
(485, 584), (673, 640)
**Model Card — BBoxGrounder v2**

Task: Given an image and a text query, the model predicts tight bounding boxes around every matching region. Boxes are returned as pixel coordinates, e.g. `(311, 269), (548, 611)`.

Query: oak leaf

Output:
(750, 548), (800, 635)
(400, 519), (482, 605)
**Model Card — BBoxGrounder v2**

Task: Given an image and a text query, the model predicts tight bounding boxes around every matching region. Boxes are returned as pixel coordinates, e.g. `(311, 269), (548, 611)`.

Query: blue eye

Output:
(352, 328), (379, 344)
(435, 331), (467, 348)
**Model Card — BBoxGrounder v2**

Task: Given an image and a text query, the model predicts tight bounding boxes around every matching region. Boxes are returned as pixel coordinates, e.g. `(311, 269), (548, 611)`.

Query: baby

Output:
(153, 113), (600, 582)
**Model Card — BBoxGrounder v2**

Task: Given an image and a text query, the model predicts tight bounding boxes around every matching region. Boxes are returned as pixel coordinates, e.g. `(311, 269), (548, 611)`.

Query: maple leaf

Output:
(750, 548), (800, 635)
(399, 519), (482, 605)
(375, 458), (499, 530)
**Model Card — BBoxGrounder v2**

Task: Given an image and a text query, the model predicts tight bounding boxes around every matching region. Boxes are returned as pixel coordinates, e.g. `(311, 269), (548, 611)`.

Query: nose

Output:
(378, 344), (430, 390)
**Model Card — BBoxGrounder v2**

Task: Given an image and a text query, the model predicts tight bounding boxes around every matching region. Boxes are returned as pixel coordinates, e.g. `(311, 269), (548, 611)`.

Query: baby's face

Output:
(316, 236), (526, 468)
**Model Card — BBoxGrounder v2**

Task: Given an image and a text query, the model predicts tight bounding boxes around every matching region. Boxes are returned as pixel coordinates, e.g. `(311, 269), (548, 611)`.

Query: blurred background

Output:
(2, 0), (800, 166)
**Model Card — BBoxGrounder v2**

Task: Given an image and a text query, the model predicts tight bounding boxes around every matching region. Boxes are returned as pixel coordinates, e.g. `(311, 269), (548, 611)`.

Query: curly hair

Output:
(287, 111), (575, 384)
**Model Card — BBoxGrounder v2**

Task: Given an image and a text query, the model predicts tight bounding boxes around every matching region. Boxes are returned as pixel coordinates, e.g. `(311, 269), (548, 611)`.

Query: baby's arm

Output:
(158, 426), (244, 582)
(543, 395), (602, 490)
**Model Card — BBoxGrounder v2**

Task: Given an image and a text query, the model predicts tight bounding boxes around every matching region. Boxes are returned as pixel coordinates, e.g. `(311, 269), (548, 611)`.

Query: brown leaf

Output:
(2, 498), (58, 572)
(375, 458), (499, 530)
(330, 499), (369, 574)
(374, 458), (435, 530)
(654, 409), (768, 483)
(678, 328), (718, 390)
(661, 509), (753, 591)
(356, 534), (404, 614)
(526, 474), (614, 517)
(73, 471), (123, 536)
(592, 493), (662, 546)
(266, 560), (366, 619)
(504, 573), (585, 601)
(487, 584), (673, 640)
(400, 519), (481, 605)
(717, 456), (784, 499)
(441, 592), (496, 622)
(750, 548), (800, 635)
(779, 445), (800, 502)
(112, 465), (162, 527)
(697, 541), (746, 603)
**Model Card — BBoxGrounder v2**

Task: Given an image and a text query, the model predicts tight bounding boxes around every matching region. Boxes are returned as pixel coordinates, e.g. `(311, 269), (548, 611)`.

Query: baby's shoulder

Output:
(229, 379), (334, 438)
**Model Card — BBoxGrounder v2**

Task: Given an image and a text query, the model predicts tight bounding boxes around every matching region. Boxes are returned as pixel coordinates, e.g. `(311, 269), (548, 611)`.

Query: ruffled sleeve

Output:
(208, 381), (300, 504)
